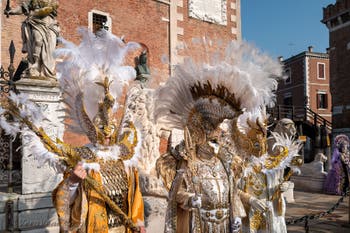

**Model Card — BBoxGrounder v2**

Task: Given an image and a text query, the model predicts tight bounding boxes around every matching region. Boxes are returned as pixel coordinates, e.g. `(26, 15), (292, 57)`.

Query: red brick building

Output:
(1, 0), (241, 146)
(273, 47), (331, 162)
(276, 47), (331, 123)
(322, 0), (350, 136)
(1, 0), (241, 84)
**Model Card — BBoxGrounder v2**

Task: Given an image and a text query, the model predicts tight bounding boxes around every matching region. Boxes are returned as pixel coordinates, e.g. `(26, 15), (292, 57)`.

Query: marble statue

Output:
(4, 0), (59, 79)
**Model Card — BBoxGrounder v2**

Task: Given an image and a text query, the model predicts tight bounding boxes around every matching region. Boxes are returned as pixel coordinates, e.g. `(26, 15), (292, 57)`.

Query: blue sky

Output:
(241, 0), (335, 59)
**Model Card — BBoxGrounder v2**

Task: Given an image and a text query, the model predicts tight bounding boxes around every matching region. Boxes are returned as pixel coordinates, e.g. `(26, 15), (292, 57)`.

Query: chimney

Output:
(278, 56), (284, 62)
(308, 46), (313, 52)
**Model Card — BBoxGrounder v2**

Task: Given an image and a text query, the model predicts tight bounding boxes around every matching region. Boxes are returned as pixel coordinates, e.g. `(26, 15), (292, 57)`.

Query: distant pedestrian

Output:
(324, 134), (350, 195)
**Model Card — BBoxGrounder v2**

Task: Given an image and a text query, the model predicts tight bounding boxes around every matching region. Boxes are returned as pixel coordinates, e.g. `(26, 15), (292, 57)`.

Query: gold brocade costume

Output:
(235, 117), (302, 233)
(176, 156), (237, 233)
(53, 158), (144, 233)
(239, 165), (286, 233)
(154, 39), (283, 233)
(49, 30), (146, 232)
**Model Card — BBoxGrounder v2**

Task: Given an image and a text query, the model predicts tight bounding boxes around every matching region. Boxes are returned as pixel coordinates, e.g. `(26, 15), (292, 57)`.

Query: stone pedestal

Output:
(291, 153), (328, 193)
(16, 78), (64, 194)
(291, 175), (326, 193)
(140, 174), (168, 233)
(0, 192), (59, 232)
(0, 78), (64, 232)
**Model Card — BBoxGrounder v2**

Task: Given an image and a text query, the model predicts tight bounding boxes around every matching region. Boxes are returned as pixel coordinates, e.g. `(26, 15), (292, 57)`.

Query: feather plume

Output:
(23, 131), (65, 172)
(155, 40), (282, 130)
(260, 132), (303, 172)
(54, 28), (140, 140)
(0, 115), (21, 138)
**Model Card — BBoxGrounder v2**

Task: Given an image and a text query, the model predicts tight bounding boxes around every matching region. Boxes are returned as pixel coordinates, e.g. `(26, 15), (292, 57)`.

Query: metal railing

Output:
(268, 105), (332, 131)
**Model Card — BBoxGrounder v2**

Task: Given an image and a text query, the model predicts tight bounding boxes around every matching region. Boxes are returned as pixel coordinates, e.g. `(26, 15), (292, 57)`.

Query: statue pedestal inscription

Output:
(0, 78), (64, 232)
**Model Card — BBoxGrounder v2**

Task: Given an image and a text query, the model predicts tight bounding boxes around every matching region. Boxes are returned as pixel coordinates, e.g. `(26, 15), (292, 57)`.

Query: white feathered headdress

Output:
(55, 28), (140, 144)
(155, 39), (283, 132)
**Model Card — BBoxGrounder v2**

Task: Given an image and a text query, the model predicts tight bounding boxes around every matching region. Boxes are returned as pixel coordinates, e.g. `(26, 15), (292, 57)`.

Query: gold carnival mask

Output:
(232, 117), (267, 158)
(93, 77), (118, 146)
(245, 118), (268, 157)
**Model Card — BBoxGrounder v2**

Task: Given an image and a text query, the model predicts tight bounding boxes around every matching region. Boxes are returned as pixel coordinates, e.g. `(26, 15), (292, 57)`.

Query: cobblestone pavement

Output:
(286, 191), (350, 233)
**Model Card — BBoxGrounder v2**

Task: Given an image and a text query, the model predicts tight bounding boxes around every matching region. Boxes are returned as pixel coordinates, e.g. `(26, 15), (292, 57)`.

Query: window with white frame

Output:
(317, 62), (326, 79)
(284, 68), (291, 84)
(317, 91), (328, 109)
(88, 10), (112, 33)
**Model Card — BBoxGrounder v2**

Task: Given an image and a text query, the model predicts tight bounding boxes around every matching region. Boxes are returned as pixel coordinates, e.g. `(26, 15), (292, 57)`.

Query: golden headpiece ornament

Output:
(92, 77), (118, 144)
(55, 28), (140, 153)
(233, 110), (268, 158)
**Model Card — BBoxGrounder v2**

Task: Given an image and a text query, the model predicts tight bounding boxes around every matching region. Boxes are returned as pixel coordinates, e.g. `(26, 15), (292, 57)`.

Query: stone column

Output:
(16, 78), (64, 194)
(0, 78), (64, 232)
(123, 85), (168, 232)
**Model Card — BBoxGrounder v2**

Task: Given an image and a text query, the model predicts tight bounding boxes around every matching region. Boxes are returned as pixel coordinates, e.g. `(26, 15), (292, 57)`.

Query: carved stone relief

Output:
(189, 0), (227, 25)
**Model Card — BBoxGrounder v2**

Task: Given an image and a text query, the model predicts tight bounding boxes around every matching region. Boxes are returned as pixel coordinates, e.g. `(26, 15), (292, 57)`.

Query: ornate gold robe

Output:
(174, 156), (245, 233)
(52, 159), (144, 233)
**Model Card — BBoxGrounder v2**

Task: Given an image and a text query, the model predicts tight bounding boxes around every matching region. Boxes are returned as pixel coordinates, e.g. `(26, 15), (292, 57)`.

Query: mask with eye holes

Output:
(232, 115), (268, 158)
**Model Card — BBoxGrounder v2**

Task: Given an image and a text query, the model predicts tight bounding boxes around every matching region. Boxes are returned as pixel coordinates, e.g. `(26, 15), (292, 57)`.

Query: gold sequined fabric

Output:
(99, 160), (129, 227)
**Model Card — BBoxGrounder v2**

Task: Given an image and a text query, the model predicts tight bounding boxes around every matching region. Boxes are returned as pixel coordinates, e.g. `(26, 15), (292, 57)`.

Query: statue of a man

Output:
(4, 0), (59, 79)
(135, 50), (151, 85)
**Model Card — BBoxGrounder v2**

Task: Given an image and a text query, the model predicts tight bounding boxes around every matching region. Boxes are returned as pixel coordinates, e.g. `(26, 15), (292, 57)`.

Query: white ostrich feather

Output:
(82, 162), (100, 171)
(155, 40), (282, 130)
(260, 132), (303, 172)
(87, 144), (122, 161)
(0, 107), (5, 115)
(8, 92), (46, 125)
(0, 115), (21, 138)
(54, 28), (140, 135)
(23, 131), (65, 172)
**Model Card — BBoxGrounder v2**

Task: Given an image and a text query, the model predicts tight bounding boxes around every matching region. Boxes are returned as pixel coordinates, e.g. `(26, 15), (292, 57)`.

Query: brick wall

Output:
(276, 52), (331, 123)
(307, 57), (331, 122)
(1, 1), (25, 69)
(278, 58), (305, 106)
(323, 0), (350, 130)
(1, 0), (240, 147)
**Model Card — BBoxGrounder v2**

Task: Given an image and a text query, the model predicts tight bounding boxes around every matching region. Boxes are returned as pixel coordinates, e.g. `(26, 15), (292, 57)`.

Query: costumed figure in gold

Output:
(235, 113), (303, 233)
(155, 40), (282, 233)
(0, 29), (145, 233)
